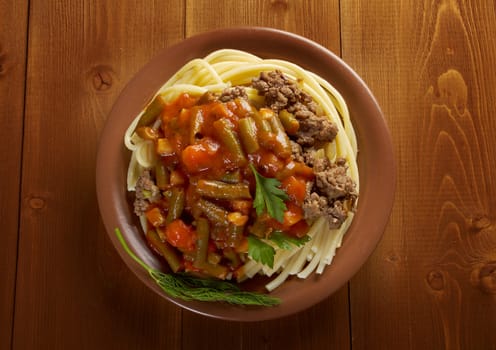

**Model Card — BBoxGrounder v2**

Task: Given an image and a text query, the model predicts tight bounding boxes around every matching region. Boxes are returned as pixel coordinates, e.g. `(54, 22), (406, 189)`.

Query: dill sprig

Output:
(115, 228), (280, 306)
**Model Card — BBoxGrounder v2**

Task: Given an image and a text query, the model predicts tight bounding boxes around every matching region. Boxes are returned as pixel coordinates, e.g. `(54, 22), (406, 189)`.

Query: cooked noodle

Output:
(125, 49), (358, 291)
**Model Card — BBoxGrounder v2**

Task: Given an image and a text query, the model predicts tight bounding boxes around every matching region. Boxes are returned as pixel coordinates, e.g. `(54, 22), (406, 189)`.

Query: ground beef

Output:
(295, 115), (338, 147)
(251, 70), (357, 228)
(303, 192), (349, 229)
(302, 156), (357, 228)
(252, 70), (311, 112)
(133, 170), (160, 216)
(252, 70), (338, 147)
(287, 101), (318, 117)
(219, 86), (248, 102)
(314, 158), (356, 200)
(290, 140), (304, 163)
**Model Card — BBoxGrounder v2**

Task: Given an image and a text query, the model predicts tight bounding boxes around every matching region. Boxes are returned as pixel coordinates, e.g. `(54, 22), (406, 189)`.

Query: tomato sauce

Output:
(144, 92), (314, 279)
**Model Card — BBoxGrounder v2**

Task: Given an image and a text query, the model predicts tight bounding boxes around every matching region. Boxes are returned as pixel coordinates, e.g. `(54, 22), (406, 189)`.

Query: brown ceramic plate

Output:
(96, 27), (395, 321)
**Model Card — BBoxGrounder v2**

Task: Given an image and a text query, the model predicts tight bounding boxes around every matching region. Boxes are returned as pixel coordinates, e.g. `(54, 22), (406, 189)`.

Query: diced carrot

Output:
(169, 169), (186, 186)
(230, 199), (253, 215)
(227, 212), (249, 226)
(234, 237), (249, 253)
(210, 101), (233, 119)
(293, 162), (314, 178)
(282, 176), (307, 204)
(145, 207), (166, 227)
(156, 138), (174, 156)
(282, 202), (304, 227)
(233, 98), (253, 117)
(136, 126), (158, 141)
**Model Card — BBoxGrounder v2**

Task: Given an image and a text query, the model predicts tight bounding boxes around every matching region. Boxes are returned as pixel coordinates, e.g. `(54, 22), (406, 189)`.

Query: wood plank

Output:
(13, 1), (185, 349)
(0, 0), (28, 348)
(185, 0), (341, 54)
(183, 2), (349, 350)
(341, 0), (496, 349)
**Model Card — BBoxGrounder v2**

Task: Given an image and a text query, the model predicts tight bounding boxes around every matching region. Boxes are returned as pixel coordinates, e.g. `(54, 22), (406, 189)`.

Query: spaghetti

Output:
(124, 49), (358, 291)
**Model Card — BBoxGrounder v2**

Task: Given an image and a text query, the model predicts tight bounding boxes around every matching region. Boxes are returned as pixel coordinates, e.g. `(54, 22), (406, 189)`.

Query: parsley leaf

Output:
(250, 164), (289, 223)
(270, 231), (311, 250)
(247, 235), (276, 268)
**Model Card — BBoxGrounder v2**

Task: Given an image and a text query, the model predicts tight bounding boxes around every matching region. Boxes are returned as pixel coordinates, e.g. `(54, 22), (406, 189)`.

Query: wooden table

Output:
(2, 1), (495, 349)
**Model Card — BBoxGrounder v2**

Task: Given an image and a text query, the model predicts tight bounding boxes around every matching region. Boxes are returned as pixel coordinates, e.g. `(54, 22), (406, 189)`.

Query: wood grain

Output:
(185, 0), (341, 54)
(0, 1), (28, 349)
(13, 1), (185, 348)
(6, 0), (496, 349)
(341, 0), (496, 349)
(183, 2), (349, 349)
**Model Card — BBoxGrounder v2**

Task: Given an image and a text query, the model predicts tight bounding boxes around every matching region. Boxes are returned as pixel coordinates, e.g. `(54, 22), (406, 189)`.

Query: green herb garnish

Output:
(247, 232), (311, 269)
(247, 235), (276, 268)
(115, 228), (280, 306)
(250, 164), (289, 223)
(270, 231), (311, 250)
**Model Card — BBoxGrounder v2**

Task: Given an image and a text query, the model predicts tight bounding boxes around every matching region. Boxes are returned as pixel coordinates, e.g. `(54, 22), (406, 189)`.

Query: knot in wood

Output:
(426, 270), (445, 291)
(477, 262), (496, 295)
(28, 196), (46, 210)
(472, 216), (491, 231)
(469, 215), (491, 233)
(270, 0), (289, 10)
(88, 65), (114, 92)
(385, 252), (400, 264)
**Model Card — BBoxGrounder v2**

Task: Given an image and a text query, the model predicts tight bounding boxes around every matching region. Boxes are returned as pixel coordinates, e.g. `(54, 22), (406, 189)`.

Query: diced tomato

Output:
(161, 93), (198, 122)
(286, 219), (309, 238)
(165, 219), (196, 252)
(265, 202), (304, 232)
(181, 138), (220, 173)
(257, 151), (285, 177)
(183, 260), (201, 273)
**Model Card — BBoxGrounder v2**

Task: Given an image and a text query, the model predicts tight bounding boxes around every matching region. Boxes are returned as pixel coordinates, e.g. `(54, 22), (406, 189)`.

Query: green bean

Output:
(249, 217), (270, 238)
(213, 118), (247, 166)
(194, 218), (210, 268)
(198, 261), (228, 279)
(251, 109), (272, 133)
(267, 114), (292, 158)
(146, 229), (181, 273)
(238, 117), (260, 154)
(196, 180), (251, 199)
(196, 198), (229, 224)
(278, 109), (300, 135)
(221, 170), (242, 184)
(226, 223), (244, 247)
(137, 95), (166, 128)
(189, 107), (204, 144)
(166, 187), (185, 223)
(155, 163), (170, 190)
(223, 248), (241, 268)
